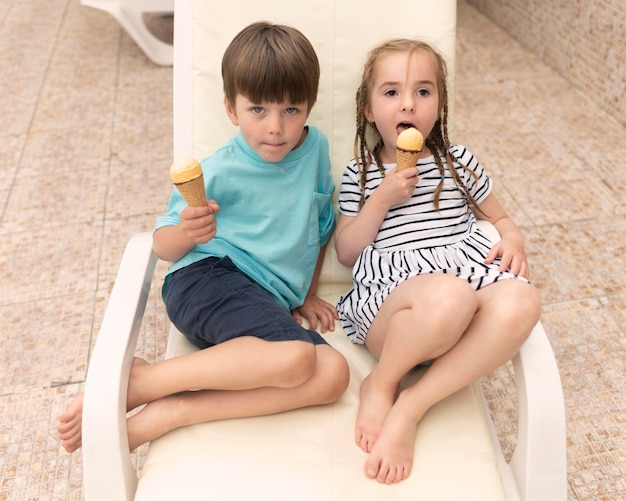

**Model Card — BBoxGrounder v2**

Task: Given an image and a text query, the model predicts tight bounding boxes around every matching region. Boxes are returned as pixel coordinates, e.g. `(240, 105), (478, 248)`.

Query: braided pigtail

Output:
(354, 49), (386, 209)
(354, 85), (372, 208)
(426, 46), (485, 216)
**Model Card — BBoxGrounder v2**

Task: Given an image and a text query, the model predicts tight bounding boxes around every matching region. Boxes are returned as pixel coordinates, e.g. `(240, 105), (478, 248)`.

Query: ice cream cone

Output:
(170, 157), (207, 207)
(395, 127), (424, 171)
(396, 148), (421, 171)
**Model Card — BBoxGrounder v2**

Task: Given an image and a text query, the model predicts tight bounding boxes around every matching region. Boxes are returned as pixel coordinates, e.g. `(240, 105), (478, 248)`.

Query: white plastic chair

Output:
(81, 0), (173, 65)
(81, 1), (567, 499)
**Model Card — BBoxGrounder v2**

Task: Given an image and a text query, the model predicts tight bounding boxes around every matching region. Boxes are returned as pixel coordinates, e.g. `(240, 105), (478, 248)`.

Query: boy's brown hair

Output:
(222, 22), (320, 112)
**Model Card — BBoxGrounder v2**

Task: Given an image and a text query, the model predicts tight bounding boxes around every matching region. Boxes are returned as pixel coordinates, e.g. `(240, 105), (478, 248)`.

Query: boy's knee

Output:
(316, 349), (350, 404)
(279, 341), (318, 387)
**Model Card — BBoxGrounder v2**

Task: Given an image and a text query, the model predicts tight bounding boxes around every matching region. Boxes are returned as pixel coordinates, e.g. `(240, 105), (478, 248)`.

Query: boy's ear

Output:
(224, 95), (239, 126)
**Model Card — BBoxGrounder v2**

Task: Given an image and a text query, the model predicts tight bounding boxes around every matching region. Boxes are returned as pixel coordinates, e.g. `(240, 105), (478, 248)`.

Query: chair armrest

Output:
(82, 232), (158, 501)
(510, 322), (567, 501)
(475, 219), (566, 500)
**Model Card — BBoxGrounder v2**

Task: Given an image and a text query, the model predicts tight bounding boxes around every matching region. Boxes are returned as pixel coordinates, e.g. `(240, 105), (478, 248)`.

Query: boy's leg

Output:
(365, 279), (541, 483)
(126, 343), (349, 451)
(59, 341), (348, 453)
(60, 256), (349, 453)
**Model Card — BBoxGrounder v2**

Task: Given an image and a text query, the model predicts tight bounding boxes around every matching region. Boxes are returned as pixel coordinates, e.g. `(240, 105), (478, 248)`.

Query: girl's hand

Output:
(292, 295), (339, 333)
(179, 200), (220, 245)
(485, 233), (529, 278)
(375, 167), (418, 208)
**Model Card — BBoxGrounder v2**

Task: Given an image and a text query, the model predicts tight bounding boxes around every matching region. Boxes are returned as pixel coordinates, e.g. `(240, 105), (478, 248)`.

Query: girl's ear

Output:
(224, 95), (239, 126)
(364, 103), (375, 124)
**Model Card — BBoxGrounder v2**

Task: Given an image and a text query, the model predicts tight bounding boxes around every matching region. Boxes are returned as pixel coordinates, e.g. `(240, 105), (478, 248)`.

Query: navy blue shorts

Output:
(164, 256), (328, 349)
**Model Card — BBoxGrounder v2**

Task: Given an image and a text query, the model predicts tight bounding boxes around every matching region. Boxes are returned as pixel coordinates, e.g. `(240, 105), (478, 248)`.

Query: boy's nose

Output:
(267, 114), (283, 134)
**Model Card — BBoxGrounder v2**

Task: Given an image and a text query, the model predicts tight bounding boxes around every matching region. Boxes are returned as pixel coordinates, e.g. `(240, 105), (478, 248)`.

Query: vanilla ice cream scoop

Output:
(395, 128), (424, 171)
(169, 157), (207, 207)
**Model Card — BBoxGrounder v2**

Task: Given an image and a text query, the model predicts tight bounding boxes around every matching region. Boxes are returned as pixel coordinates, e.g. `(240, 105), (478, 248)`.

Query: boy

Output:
(59, 21), (349, 453)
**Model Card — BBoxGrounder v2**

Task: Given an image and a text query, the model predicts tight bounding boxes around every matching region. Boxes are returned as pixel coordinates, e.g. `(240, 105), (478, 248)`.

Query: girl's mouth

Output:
(396, 122), (415, 134)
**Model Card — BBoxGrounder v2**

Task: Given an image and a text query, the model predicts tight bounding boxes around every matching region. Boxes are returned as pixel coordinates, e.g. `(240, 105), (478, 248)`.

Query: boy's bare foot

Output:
(127, 394), (183, 451)
(364, 401), (420, 484)
(58, 393), (84, 453)
(355, 374), (396, 452)
(57, 357), (150, 453)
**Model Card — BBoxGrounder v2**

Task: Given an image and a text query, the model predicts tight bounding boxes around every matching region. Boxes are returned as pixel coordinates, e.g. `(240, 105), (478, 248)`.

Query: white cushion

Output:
(137, 281), (506, 500)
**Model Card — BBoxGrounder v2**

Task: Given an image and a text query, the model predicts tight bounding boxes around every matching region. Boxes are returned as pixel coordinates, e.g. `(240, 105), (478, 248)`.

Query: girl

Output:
(334, 39), (541, 484)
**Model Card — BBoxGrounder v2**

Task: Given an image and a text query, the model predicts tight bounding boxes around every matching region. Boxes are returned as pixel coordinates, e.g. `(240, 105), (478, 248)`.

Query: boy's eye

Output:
(251, 106), (264, 114)
(284, 107), (298, 115)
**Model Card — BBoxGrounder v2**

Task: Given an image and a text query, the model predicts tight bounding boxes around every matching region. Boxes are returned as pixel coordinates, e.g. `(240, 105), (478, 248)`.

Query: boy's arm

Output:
(153, 202), (220, 262)
(292, 244), (339, 333)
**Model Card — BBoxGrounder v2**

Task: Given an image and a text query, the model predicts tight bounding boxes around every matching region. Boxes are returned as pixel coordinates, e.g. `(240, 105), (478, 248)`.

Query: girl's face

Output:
(365, 49), (440, 164)
(225, 94), (309, 163)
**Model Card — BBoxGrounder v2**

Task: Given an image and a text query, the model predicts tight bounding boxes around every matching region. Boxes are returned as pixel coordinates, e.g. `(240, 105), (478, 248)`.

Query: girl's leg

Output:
(355, 274), (479, 453)
(365, 279), (541, 483)
(59, 337), (349, 452)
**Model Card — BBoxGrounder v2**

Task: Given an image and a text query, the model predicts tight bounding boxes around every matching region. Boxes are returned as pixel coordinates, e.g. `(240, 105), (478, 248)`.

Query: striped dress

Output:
(336, 144), (526, 344)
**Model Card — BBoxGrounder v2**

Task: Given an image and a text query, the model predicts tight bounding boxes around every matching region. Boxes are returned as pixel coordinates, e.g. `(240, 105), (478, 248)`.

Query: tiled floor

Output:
(0, 0), (624, 500)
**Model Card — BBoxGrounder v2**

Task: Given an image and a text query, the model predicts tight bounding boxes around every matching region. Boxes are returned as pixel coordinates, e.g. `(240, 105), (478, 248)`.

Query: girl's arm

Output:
(475, 193), (529, 278)
(335, 168), (417, 267)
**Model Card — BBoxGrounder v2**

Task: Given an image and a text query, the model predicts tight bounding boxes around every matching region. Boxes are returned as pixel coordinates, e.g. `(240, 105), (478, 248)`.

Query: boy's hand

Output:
(292, 295), (339, 333)
(179, 200), (220, 245)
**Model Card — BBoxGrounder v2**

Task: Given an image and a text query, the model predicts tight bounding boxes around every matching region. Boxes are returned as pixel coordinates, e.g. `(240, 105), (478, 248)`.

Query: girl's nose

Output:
(401, 95), (415, 112)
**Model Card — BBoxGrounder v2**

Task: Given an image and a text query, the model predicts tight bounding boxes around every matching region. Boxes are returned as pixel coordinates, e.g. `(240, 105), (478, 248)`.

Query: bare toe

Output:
(58, 393), (84, 453)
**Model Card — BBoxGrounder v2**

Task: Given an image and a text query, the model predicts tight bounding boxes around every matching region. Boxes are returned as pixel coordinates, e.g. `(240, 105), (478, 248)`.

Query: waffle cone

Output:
(174, 175), (207, 207)
(396, 148), (420, 171)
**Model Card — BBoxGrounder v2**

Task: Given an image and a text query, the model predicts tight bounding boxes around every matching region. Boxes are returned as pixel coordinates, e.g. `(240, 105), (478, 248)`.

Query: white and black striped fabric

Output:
(336, 145), (528, 344)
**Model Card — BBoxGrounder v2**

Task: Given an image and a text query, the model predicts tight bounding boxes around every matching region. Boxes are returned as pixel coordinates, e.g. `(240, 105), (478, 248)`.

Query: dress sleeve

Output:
(451, 144), (492, 204)
(337, 158), (362, 216)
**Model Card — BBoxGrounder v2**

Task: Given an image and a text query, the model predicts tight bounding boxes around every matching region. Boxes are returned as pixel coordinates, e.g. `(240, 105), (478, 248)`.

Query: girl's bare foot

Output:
(364, 397), (423, 484)
(58, 393), (84, 453)
(355, 374), (396, 452)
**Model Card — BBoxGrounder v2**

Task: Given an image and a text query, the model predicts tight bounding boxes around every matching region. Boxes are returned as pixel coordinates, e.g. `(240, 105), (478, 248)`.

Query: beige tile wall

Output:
(467, 0), (626, 125)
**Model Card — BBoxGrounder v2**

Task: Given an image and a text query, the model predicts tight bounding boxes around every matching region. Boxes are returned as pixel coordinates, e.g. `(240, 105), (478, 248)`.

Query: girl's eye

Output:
(417, 89), (430, 97)
(384, 89), (398, 97)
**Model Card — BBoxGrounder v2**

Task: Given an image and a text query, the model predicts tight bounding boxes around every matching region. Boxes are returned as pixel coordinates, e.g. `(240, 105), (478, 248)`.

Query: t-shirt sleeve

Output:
(316, 135), (336, 246)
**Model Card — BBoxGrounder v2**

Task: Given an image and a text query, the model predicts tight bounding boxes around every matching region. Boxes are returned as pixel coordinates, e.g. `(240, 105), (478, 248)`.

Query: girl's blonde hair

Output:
(354, 39), (481, 211)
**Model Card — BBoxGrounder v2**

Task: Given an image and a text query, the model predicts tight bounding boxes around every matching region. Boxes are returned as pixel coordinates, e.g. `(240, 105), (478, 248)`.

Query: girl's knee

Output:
(424, 277), (478, 321)
(487, 281), (541, 342)
(507, 281), (541, 325)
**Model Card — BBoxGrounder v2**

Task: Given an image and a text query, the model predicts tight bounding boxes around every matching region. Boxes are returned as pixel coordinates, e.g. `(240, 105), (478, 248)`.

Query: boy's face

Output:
(225, 95), (310, 163)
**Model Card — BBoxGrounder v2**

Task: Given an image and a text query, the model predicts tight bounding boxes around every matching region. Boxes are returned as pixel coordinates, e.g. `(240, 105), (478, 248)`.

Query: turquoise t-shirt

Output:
(155, 125), (335, 311)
